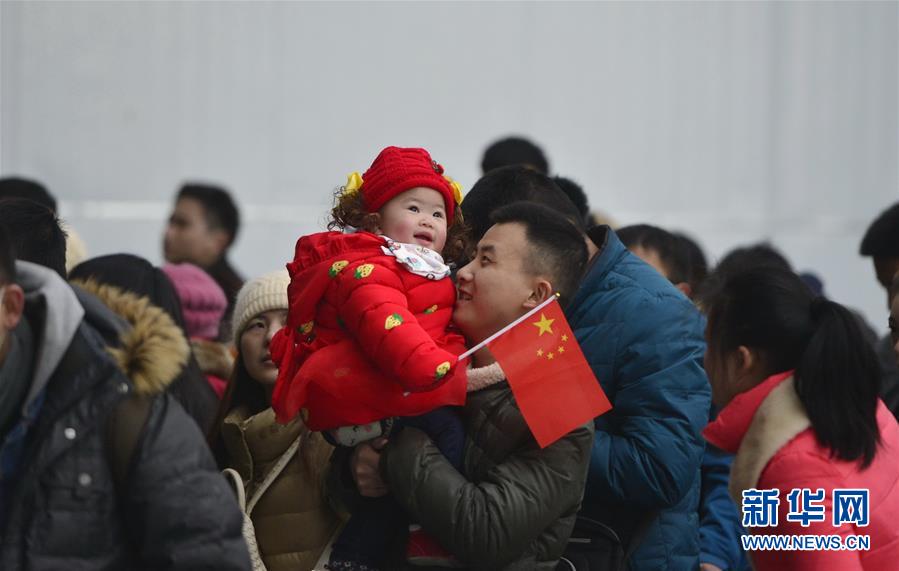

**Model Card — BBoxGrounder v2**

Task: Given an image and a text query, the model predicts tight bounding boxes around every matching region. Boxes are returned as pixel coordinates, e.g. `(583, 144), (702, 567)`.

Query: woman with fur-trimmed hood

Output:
(70, 253), (220, 433)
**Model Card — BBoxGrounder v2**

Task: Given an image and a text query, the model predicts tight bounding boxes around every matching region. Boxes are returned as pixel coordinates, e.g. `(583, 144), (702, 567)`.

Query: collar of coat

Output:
(704, 371), (810, 510)
(70, 278), (189, 396)
(466, 362), (505, 392)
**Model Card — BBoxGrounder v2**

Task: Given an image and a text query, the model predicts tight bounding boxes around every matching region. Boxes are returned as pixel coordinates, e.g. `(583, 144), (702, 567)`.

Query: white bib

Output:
(381, 236), (451, 281)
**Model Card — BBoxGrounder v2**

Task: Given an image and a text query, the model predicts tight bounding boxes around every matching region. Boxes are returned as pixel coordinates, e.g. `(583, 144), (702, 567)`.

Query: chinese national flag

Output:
(486, 297), (612, 448)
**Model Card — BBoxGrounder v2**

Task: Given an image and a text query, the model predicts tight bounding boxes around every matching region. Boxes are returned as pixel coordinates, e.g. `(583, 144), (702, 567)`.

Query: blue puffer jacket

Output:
(568, 228), (711, 571)
(699, 402), (748, 570)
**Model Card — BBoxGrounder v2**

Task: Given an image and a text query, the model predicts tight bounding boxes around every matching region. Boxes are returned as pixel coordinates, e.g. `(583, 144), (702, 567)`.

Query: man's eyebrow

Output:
(477, 244), (496, 255)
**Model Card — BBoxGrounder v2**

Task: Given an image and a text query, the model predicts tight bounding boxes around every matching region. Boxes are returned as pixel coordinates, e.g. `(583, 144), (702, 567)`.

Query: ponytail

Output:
(703, 267), (883, 468)
(795, 299), (881, 468)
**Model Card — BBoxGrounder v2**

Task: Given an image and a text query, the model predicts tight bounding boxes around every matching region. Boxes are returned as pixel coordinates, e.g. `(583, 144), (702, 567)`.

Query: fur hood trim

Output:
(71, 278), (189, 396)
(729, 376), (811, 508)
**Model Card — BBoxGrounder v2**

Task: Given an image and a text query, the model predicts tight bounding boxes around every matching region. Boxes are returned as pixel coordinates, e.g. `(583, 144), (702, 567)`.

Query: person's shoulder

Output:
(555, 420), (595, 452)
(574, 254), (701, 331)
(69, 279), (190, 397)
(293, 231), (386, 267)
(758, 429), (847, 489)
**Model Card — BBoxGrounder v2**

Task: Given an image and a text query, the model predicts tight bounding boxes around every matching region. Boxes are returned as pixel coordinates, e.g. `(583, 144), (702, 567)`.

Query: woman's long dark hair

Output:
(208, 352), (269, 467)
(703, 266), (882, 467)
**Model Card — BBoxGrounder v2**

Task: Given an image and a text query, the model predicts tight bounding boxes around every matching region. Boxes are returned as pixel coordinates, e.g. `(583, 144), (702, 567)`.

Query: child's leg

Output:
(329, 495), (406, 569)
(398, 407), (465, 471)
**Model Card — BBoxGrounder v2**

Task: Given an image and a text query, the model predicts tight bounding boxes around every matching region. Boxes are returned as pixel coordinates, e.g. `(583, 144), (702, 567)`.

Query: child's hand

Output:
(350, 437), (389, 498)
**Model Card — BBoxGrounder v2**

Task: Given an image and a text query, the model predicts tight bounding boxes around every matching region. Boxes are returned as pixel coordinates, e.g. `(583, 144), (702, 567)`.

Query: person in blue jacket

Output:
(460, 167), (712, 570)
(617, 225), (747, 571)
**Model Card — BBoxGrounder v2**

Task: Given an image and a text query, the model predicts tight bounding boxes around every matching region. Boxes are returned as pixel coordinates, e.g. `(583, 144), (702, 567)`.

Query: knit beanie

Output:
(161, 263), (228, 340)
(357, 146), (462, 223)
(231, 269), (290, 344)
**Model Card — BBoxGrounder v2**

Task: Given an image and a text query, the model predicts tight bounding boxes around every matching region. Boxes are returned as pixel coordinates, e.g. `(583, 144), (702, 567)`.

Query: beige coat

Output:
(223, 406), (341, 571)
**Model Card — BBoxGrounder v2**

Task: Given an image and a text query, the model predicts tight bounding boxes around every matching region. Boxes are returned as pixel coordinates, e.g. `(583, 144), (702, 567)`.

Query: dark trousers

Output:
(330, 407), (464, 567)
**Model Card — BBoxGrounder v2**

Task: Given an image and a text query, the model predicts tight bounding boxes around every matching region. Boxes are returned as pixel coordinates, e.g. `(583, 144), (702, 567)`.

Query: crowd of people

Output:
(0, 136), (898, 571)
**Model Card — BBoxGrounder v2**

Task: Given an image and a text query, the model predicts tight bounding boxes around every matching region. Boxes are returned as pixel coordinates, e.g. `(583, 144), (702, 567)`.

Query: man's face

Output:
(163, 198), (227, 267)
(874, 257), (899, 307)
(454, 223), (543, 344)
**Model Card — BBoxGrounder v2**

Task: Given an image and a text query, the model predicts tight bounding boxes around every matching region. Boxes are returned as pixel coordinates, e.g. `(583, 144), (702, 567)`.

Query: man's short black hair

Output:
(0, 198), (67, 276)
(860, 202), (899, 258)
(552, 176), (591, 225)
(0, 224), (15, 286)
(618, 224), (695, 285)
(490, 202), (587, 307)
(674, 232), (708, 295)
(462, 166), (583, 242)
(481, 137), (550, 175)
(177, 183), (240, 246)
(0, 177), (57, 212)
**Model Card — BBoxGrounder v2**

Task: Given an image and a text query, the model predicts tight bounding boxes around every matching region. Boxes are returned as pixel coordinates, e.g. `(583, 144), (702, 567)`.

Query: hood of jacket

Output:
(284, 231), (386, 331)
(15, 262), (85, 409)
(70, 278), (189, 396)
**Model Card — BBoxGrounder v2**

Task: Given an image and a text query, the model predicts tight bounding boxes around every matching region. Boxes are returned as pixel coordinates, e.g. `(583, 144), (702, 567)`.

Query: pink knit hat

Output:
(162, 263), (228, 340)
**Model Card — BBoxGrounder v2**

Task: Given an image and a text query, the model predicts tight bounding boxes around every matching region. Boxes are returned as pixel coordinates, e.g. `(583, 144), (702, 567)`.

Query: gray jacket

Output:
(0, 262), (250, 570)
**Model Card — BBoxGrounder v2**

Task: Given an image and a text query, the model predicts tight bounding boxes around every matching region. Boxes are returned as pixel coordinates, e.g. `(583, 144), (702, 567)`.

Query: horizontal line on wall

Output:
(56, 201), (872, 236)
(60, 200), (328, 223)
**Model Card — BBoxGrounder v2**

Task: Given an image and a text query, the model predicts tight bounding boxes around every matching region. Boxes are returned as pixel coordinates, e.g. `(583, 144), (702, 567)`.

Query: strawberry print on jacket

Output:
(271, 231), (467, 430)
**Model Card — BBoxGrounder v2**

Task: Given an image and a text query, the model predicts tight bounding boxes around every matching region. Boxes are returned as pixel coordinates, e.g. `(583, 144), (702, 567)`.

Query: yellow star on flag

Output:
(561, 334), (568, 342)
(558, 346), (565, 354)
(533, 313), (555, 336)
(548, 352), (555, 360)
(537, 349), (544, 357)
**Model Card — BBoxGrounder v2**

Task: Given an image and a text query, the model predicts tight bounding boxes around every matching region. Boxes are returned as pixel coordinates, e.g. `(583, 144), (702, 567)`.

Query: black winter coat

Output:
(0, 282), (250, 570)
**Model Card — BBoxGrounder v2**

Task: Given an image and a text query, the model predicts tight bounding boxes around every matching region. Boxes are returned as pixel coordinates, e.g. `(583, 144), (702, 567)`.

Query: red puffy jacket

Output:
(704, 371), (899, 570)
(271, 231), (467, 429)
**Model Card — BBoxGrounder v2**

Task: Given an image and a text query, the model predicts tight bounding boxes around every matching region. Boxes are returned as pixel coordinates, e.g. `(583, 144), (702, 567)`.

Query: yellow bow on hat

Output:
(443, 175), (464, 205)
(343, 172), (364, 196)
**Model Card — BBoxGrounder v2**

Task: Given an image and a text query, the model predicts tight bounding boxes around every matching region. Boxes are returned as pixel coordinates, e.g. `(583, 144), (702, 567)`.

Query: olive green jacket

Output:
(383, 377), (594, 570)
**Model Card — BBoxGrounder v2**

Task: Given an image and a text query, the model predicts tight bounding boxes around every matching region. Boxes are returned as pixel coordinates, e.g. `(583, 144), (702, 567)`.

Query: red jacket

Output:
(271, 231), (466, 430)
(704, 372), (899, 570)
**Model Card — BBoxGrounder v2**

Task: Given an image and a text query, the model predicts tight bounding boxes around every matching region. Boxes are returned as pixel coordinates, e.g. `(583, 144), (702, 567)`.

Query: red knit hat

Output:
(357, 147), (461, 223)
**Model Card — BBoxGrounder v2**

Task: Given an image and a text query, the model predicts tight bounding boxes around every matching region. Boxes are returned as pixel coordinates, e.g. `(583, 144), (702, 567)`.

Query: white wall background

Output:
(1, 1), (896, 330)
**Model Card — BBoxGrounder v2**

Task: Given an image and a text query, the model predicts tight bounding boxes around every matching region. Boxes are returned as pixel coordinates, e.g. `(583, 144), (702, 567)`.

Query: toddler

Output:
(271, 146), (469, 570)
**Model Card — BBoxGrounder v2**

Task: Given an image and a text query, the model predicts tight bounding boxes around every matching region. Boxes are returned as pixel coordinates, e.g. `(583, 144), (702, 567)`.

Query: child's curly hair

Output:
(328, 187), (470, 265)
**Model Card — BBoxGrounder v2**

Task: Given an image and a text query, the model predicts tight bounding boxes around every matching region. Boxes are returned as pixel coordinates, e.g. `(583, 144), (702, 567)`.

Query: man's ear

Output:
(523, 278), (554, 309)
(675, 282), (693, 299)
(735, 345), (759, 377)
(1, 284), (25, 331)
(209, 228), (231, 255)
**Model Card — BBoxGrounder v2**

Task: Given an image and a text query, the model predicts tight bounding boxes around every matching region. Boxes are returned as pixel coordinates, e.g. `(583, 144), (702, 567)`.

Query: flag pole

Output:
(458, 293), (559, 361)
